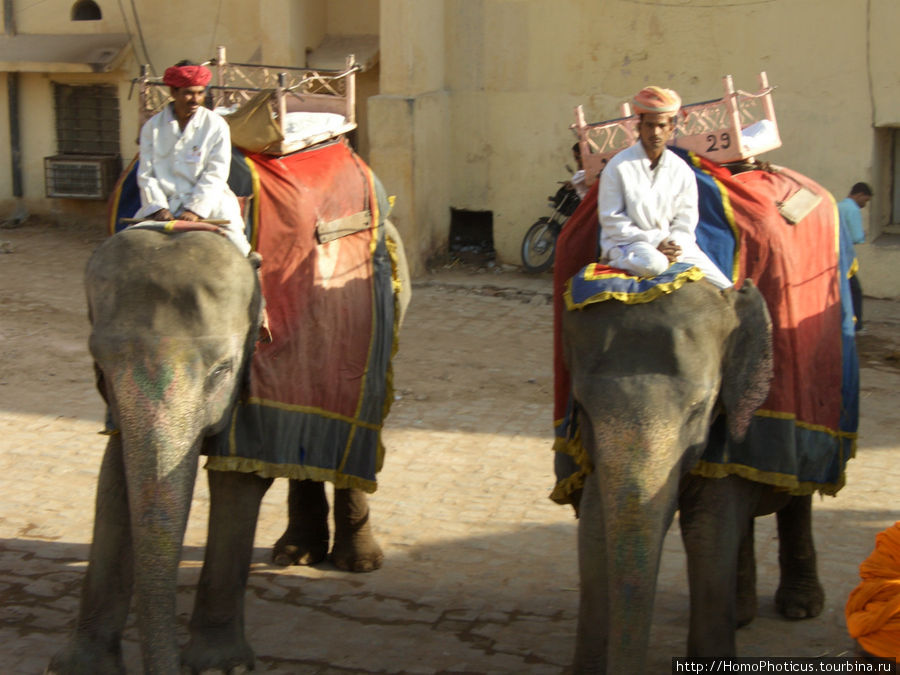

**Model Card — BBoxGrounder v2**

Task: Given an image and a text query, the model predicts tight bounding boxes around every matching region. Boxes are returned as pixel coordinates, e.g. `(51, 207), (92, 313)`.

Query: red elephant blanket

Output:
(552, 150), (859, 504)
(203, 140), (399, 492)
(108, 139), (400, 492)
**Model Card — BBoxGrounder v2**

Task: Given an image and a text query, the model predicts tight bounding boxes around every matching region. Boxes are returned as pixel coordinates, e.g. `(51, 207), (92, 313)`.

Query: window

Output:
(53, 83), (120, 156)
(70, 0), (101, 20)
(891, 130), (900, 229)
(46, 84), (121, 199)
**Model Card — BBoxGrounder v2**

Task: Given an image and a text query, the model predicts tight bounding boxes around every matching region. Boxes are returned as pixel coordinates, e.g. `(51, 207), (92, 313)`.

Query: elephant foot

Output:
(46, 640), (126, 675)
(774, 577), (824, 619)
(272, 540), (327, 566)
(181, 633), (254, 674)
(331, 488), (383, 573)
(271, 479), (329, 567)
(271, 528), (328, 567)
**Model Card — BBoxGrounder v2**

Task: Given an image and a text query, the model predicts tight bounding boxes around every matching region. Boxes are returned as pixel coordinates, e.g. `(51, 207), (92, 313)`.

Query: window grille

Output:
(53, 83), (120, 156)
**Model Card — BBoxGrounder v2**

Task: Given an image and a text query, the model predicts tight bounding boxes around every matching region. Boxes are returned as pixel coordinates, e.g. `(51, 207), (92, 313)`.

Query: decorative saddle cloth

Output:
(109, 140), (400, 493)
(564, 261), (705, 310)
(551, 149), (859, 504)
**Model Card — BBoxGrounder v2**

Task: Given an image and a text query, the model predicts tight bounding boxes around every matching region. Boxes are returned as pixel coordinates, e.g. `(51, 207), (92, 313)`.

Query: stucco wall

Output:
(1, 0), (896, 294)
(326, 0), (379, 35)
(369, 0), (896, 295)
(0, 0), (351, 217)
(369, 0), (449, 276)
(444, 0), (876, 261)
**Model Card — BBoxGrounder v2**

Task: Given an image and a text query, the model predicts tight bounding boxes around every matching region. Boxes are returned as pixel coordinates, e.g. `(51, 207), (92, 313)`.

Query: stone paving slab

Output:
(0, 224), (898, 673)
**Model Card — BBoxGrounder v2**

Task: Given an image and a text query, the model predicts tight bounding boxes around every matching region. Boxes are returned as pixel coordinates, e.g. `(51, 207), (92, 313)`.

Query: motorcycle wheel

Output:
(520, 217), (558, 273)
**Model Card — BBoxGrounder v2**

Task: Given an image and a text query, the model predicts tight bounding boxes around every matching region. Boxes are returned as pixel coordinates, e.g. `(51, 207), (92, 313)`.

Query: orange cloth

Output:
(632, 86), (681, 114)
(846, 521), (900, 657)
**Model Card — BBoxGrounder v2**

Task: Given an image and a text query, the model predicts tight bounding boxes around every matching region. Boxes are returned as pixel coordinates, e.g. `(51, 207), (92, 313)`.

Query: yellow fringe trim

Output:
(691, 460), (848, 497)
(204, 455), (377, 493)
(549, 426), (592, 505)
(755, 408), (859, 441)
(564, 264), (706, 311)
(549, 414), (856, 503)
(687, 151), (742, 284)
(242, 155), (262, 251)
(240, 397), (382, 431)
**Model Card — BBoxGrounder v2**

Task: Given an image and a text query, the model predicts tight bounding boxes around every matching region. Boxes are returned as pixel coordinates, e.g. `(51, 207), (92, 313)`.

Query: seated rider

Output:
(133, 59), (250, 257)
(597, 85), (732, 289)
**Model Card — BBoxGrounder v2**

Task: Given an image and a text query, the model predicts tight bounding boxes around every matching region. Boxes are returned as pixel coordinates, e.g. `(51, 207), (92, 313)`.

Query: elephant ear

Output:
(720, 280), (773, 441)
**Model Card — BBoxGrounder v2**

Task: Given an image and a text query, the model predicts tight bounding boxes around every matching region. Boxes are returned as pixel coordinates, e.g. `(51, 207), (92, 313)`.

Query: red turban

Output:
(632, 86), (681, 115)
(163, 65), (212, 89)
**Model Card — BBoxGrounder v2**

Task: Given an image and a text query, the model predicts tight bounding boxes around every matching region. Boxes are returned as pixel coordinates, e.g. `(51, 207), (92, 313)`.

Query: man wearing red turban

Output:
(133, 60), (249, 255)
(597, 85), (732, 289)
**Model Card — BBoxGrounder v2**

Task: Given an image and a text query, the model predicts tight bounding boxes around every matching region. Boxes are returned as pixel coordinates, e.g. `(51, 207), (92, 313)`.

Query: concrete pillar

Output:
(368, 0), (450, 276)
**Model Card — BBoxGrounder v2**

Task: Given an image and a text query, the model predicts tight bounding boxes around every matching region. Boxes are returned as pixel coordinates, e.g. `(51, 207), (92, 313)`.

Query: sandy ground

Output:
(0, 220), (898, 673)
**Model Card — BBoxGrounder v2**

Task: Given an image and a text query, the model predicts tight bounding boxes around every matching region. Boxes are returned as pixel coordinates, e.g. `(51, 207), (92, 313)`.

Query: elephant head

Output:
(75, 228), (260, 671)
(562, 278), (772, 673)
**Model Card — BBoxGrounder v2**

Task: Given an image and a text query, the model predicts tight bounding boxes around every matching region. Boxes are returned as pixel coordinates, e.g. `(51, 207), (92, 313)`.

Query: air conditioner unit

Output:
(44, 154), (121, 200)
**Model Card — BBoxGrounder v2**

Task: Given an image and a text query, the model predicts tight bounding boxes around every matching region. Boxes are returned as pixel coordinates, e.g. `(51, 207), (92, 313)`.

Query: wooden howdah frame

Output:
(134, 45), (359, 156)
(574, 73), (782, 186)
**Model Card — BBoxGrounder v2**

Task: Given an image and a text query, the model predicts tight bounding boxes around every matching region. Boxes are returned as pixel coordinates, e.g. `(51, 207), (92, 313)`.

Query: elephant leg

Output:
(271, 479), (330, 566)
(47, 435), (133, 675)
(736, 517), (757, 627)
(331, 488), (383, 572)
(182, 469), (273, 672)
(679, 474), (755, 658)
(572, 470), (610, 674)
(774, 495), (824, 619)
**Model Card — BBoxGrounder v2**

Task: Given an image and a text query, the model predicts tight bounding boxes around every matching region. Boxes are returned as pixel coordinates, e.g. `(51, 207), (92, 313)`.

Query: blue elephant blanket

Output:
(552, 150), (859, 503)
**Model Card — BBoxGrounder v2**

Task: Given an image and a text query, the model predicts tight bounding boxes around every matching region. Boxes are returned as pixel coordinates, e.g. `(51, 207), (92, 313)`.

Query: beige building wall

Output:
(368, 0), (898, 295)
(0, 0), (381, 222)
(369, 0), (450, 276)
(1, 0), (896, 295)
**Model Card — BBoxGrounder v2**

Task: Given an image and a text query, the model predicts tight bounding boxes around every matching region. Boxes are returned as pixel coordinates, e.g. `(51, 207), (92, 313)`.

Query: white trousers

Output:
(608, 241), (733, 289)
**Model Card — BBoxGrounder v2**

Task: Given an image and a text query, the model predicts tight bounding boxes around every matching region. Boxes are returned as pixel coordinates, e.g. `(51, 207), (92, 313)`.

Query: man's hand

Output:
(658, 239), (682, 262)
(179, 210), (201, 222)
(151, 208), (174, 221)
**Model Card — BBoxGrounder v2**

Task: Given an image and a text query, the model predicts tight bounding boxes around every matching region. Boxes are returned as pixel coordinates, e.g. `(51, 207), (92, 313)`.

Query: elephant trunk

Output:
(602, 484), (678, 672)
(575, 416), (684, 674)
(113, 369), (206, 672)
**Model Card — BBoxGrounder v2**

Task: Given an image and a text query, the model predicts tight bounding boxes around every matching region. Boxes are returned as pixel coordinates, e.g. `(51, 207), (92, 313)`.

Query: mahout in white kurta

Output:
(135, 104), (249, 256)
(597, 142), (732, 289)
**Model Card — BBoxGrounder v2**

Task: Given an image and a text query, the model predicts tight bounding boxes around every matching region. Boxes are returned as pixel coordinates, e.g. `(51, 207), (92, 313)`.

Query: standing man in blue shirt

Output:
(837, 182), (873, 332)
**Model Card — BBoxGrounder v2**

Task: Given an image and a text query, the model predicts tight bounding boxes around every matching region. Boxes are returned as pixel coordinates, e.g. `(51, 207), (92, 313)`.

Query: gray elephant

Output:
(553, 162), (857, 671)
(49, 208), (405, 671)
(48, 229), (264, 673)
(562, 279), (781, 672)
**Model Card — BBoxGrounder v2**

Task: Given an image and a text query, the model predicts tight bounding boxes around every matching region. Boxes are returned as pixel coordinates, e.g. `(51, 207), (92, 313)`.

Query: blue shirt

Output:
(837, 197), (865, 245)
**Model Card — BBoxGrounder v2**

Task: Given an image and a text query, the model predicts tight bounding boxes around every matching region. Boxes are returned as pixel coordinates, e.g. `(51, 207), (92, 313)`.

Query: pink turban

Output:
(163, 65), (212, 89)
(632, 86), (681, 115)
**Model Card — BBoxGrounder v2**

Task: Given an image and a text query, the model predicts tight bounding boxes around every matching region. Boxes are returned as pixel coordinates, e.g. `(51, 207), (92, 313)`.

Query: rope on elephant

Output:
(845, 521), (900, 658)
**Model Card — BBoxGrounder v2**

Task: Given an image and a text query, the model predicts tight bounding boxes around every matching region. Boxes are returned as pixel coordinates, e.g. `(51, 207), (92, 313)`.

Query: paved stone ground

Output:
(0, 223), (898, 673)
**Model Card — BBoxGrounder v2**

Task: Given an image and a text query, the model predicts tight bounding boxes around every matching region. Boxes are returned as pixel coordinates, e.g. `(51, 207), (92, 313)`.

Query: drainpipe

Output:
(5, 0), (24, 206)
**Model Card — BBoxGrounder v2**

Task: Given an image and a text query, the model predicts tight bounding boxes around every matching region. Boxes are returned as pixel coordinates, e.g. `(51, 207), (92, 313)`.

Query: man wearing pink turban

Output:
(597, 85), (732, 288)
(133, 60), (249, 256)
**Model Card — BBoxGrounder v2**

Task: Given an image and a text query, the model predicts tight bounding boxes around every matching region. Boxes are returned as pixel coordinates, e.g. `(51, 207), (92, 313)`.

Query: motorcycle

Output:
(520, 179), (582, 273)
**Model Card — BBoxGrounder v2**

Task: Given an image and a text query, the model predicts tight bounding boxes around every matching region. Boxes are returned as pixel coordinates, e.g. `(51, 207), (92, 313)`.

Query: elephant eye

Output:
(205, 360), (234, 391)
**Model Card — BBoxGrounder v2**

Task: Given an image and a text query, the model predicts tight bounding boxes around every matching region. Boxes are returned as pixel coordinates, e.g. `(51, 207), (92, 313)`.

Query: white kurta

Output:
(134, 104), (249, 256)
(597, 142), (732, 288)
